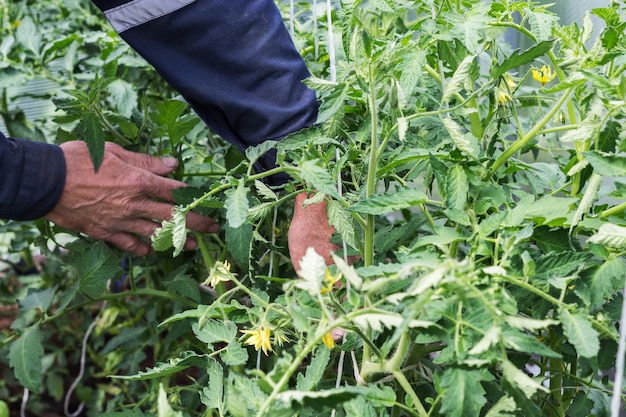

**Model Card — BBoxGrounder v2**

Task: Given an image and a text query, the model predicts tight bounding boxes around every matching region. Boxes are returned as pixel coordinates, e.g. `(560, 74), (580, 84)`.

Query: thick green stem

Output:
(486, 88), (573, 178)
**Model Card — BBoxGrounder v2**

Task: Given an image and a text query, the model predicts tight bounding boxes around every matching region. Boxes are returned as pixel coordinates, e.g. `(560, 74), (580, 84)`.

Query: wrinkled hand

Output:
(45, 141), (219, 256)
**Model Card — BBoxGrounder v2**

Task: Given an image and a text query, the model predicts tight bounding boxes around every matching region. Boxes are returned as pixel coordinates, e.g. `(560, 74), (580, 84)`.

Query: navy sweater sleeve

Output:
(90, 0), (318, 176)
(0, 133), (66, 221)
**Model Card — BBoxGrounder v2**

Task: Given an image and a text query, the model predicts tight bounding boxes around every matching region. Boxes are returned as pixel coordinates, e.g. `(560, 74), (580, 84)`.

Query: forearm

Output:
(91, 0), (318, 174)
(0, 133), (66, 220)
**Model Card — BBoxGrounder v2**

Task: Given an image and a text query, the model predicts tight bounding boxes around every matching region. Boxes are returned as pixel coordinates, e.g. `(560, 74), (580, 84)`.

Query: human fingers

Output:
(102, 231), (153, 257)
(106, 142), (179, 177)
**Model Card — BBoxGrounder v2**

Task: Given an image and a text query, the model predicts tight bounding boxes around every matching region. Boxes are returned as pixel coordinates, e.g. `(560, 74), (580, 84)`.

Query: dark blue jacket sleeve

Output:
(0, 133), (66, 220)
(91, 0), (318, 177)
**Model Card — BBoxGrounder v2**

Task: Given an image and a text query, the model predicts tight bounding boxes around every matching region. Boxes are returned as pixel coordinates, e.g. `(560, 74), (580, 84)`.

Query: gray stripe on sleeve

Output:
(104, 0), (197, 33)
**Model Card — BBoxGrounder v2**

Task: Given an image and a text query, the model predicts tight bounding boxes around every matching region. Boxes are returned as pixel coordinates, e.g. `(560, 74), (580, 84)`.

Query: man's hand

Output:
(45, 141), (218, 256)
(288, 192), (341, 274)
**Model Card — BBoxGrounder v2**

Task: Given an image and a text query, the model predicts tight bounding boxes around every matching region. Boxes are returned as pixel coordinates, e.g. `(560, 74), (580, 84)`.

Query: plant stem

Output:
(392, 370), (428, 417)
(486, 87), (573, 178)
(365, 62), (378, 268)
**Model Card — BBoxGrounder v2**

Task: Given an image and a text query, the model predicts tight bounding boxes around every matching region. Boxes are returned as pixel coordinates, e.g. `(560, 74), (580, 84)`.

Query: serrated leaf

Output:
(559, 309), (600, 358)
(303, 76), (340, 92)
(327, 200), (357, 250)
(349, 187), (427, 215)
(9, 325), (43, 392)
(225, 222), (252, 272)
(490, 41), (555, 79)
(331, 253), (363, 290)
(298, 160), (341, 200)
(469, 326), (501, 355)
(441, 117), (479, 158)
(505, 316), (559, 331)
(316, 83), (348, 125)
(294, 247), (327, 295)
(528, 10), (559, 42)
(502, 329), (561, 359)
(152, 209), (188, 257)
(77, 113), (106, 171)
(588, 223), (626, 249)
(445, 165), (469, 211)
(276, 386), (370, 409)
(201, 360), (225, 412)
(113, 351), (211, 380)
(501, 359), (549, 398)
(254, 180), (278, 201)
(583, 151), (626, 176)
(246, 140), (278, 166)
(221, 342), (248, 366)
(442, 55), (476, 102)
(158, 383), (183, 417)
(15, 17), (41, 56)
(77, 242), (120, 298)
(192, 319), (237, 345)
(370, 0), (395, 12)
(588, 258), (626, 309)
(18, 288), (55, 312)
(440, 367), (487, 417)
(106, 79), (137, 118)
(225, 182), (249, 229)
(296, 346), (331, 391)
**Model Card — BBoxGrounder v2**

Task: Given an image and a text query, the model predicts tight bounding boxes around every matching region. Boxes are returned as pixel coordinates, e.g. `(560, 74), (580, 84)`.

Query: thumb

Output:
(108, 143), (178, 176)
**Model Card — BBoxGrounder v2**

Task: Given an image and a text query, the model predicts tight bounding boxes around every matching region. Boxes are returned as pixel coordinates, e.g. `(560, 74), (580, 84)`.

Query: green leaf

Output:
(327, 200), (357, 250)
(293, 247), (327, 295)
(296, 346), (331, 391)
(501, 359), (549, 398)
(9, 325), (43, 392)
(192, 319), (237, 345)
(221, 342), (248, 366)
(442, 55), (476, 102)
(152, 208), (188, 257)
(583, 151), (626, 176)
(225, 222), (252, 272)
(158, 383), (183, 417)
(559, 309), (600, 358)
(349, 187), (427, 215)
(303, 76), (340, 92)
(528, 10), (559, 42)
(106, 79), (137, 118)
(441, 117), (479, 159)
(445, 165), (468, 211)
(370, 0), (395, 13)
(316, 83), (348, 125)
(246, 140), (278, 166)
(77, 113), (106, 171)
(440, 367), (487, 417)
(502, 329), (561, 359)
(298, 160), (341, 200)
(225, 181), (250, 229)
(15, 17), (41, 56)
(76, 242), (120, 298)
(490, 40), (555, 79)
(201, 360), (225, 413)
(588, 223), (626, 249)
(588, 258), (626, 309)
(276, 386), (370, 409)
(113, 351), (211, 380)
(18, 288), (56, 312)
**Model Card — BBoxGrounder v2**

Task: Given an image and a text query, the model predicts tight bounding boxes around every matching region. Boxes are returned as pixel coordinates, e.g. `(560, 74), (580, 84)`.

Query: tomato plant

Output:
(2, 0), (626, 416)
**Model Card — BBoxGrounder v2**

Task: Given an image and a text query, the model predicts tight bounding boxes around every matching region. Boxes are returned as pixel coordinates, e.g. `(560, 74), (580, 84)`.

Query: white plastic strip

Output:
(104, 0), (196, 33)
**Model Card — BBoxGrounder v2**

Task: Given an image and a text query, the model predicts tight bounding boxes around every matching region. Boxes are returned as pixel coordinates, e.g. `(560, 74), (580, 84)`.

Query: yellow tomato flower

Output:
(321, 268), (342, 294)
(241, 327), (274, 355)
(204, 260), (235, 288)
(322, 331), (335, 349)
(12, 20), (21, 29)
(532, 65), (557, 86)
(495, 87), (513, 106)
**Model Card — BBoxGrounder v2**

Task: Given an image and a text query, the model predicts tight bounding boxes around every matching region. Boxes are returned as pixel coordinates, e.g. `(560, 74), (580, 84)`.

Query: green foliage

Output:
(2, 0), (626, 416)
